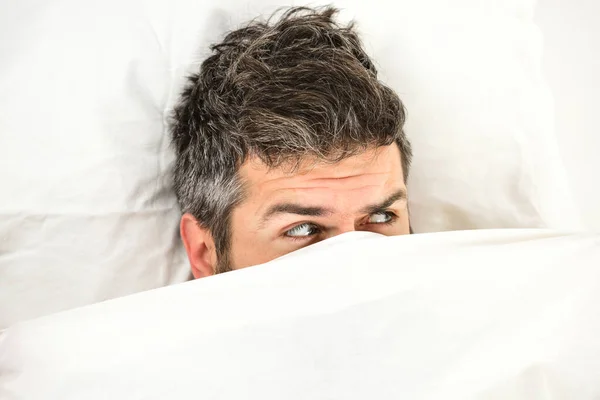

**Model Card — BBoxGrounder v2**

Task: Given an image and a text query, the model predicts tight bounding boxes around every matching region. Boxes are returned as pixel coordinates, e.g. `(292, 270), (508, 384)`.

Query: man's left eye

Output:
(367, 211), (393, 224)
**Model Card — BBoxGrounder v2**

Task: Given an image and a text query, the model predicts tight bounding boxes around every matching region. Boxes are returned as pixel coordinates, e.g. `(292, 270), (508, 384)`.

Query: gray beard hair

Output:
(214, 252), (234, 275)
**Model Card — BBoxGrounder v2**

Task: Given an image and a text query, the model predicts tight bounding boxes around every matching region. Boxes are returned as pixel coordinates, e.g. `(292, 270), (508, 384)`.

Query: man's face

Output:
(182, 144), (410, 277)
(230, 144), (409, 267)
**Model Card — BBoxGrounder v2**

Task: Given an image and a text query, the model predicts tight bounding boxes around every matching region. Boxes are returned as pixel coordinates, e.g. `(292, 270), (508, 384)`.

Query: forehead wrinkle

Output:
(259, 172), (393, 192)
(285, 184), (383, 191)
(267, 183), (398, 211)
(301, 171), (392, 182)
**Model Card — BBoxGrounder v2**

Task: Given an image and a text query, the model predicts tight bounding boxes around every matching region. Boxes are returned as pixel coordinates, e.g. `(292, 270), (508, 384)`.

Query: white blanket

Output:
(1, 230), (599, 399)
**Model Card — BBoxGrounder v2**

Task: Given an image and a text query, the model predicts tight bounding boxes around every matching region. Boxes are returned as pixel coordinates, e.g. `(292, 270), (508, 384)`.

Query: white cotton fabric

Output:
(535, 0), (600, 231)
(0, 0), (580, 328)
(1, 230), (599, 399)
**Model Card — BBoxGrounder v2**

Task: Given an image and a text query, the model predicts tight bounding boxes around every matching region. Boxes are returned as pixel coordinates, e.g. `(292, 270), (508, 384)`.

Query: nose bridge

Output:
(337, 226), (355, 235)
(334, 216), (359, 235)
(326, 187), (370, 236)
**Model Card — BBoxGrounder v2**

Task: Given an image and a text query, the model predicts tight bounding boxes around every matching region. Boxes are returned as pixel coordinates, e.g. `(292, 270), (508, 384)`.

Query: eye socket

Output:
(367, 211), (395, 224)
(284, 223), (320, 238)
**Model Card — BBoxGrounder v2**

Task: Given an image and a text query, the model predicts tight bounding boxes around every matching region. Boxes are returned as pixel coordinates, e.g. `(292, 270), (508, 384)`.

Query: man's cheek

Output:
(230, 233), (274, 269)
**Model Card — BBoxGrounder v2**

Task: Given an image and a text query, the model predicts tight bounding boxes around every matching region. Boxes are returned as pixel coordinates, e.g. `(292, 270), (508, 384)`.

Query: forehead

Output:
(239, 144), (405, 195)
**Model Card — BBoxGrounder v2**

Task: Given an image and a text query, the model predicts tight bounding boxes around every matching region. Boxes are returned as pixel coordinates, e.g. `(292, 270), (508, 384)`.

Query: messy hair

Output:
(170, 6), (412, 272)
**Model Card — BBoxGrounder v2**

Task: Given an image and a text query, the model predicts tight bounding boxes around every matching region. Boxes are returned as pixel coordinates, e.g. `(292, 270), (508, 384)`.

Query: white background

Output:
(536, 0), (600, 231)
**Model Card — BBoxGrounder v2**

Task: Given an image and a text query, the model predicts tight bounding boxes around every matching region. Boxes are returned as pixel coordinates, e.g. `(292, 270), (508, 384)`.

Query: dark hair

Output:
(170, 6), (412, 272)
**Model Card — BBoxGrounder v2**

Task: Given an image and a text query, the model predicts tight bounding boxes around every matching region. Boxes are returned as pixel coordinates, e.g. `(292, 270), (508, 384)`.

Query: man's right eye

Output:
(284, 223), (320, 238)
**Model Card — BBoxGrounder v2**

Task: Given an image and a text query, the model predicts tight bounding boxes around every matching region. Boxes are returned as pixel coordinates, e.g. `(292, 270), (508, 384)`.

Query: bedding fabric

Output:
(0, 0), (581, 329)
(1, 230), (599, 399)
(535, 0), (600, 231)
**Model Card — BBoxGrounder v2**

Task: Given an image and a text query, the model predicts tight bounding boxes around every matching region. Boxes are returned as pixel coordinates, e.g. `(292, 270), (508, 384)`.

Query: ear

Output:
(180, 213), (217, 279)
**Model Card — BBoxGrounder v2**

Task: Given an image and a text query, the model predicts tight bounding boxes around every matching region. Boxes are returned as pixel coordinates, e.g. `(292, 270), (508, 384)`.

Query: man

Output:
(171, 6), (412, 277)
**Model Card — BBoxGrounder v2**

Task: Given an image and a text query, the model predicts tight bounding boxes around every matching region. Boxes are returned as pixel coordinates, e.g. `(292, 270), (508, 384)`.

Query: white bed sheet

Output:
(1, 230), (599, 399)
(0, 0), (582, 330)
(535, 0), (600, 231)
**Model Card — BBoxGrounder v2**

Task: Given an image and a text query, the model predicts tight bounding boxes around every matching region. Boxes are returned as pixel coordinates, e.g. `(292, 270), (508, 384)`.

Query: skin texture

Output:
(181, 144), (409, 278)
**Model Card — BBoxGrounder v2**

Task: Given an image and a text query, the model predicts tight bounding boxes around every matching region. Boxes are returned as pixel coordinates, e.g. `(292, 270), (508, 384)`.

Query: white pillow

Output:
(535, 0), (600, 231)
(0, 0), (580, 328)
(2, 230), (599, 399)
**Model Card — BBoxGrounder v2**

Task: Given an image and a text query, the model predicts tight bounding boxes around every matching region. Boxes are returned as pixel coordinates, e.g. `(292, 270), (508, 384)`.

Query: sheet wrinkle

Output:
(0, 208), (178, 218)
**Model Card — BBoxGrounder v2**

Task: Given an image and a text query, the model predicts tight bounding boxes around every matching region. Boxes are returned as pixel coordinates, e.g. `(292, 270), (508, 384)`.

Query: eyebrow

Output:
(260, 204), (333, 227)
(260, 188), (407, 226)
(359, 188), (407, 214)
